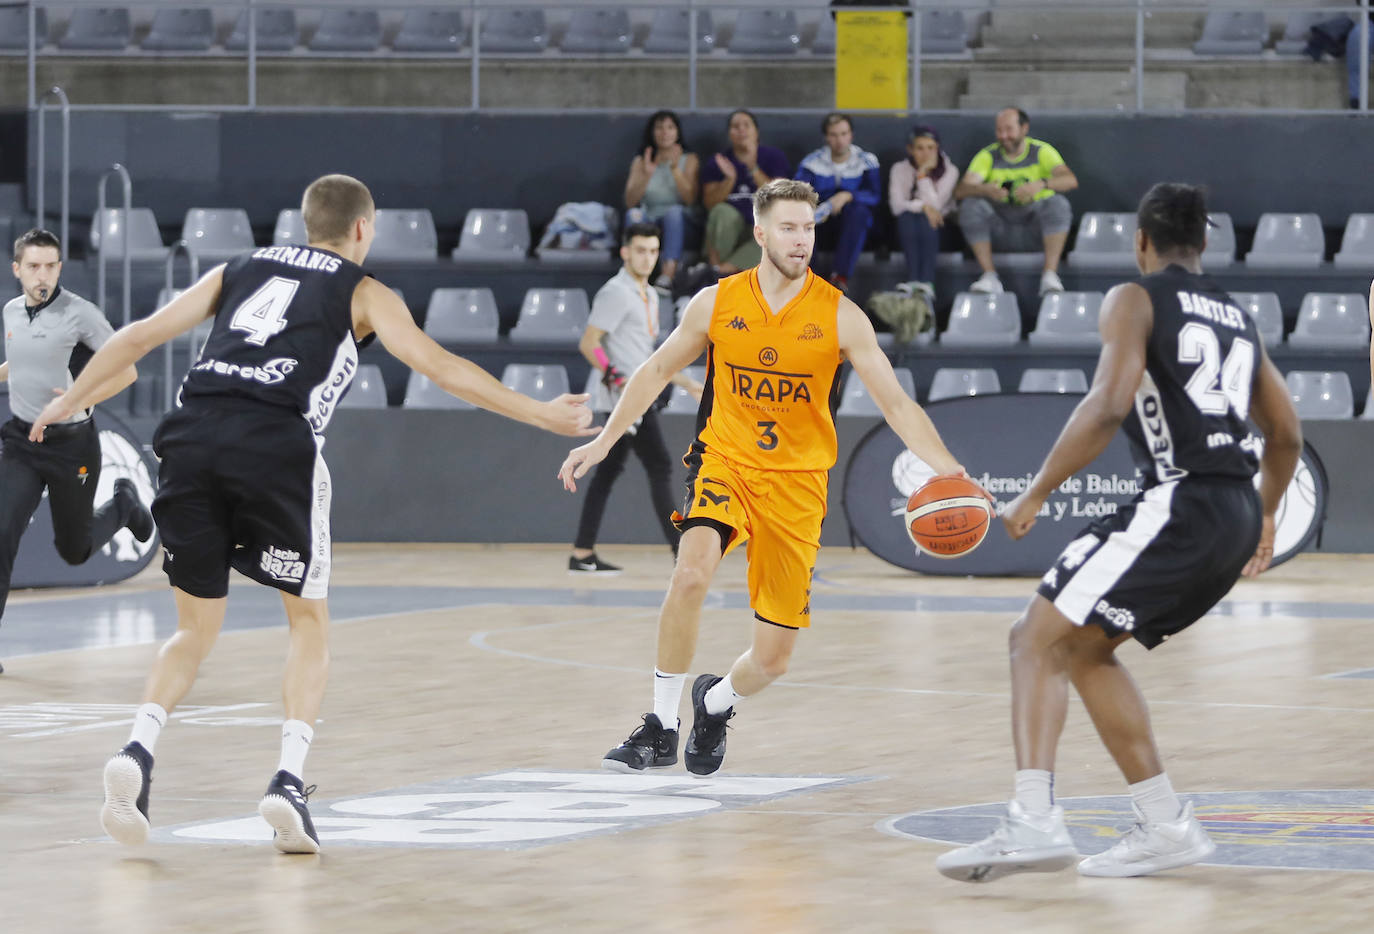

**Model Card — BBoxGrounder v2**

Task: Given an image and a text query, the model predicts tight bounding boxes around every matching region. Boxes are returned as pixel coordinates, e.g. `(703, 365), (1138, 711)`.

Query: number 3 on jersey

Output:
(229, 276), (299, 346)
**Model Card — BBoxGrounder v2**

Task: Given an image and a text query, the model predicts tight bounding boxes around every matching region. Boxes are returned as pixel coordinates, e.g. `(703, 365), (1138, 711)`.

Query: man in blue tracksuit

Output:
(794, 112), (882, 294)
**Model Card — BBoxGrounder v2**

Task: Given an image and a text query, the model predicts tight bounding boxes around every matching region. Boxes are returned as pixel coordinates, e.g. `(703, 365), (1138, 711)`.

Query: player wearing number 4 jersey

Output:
(29, 174), (595, 854)
(561, 178), (981, 776)
(936, 183), (1302, 884)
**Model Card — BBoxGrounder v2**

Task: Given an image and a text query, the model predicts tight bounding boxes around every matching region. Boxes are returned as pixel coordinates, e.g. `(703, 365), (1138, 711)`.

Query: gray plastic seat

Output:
(562, 8), (632, 54)
(509, 289), (590, 344)
(837, 367), (915, 417)
(1286, 371), (1354, 420)
(340, 363), (388, 409)
(1202, 212), (1236, 268)
(1029, 292), (1104, 348)
(1334, 214), (1374, 268)
(394, 8), (466, 53)
(1287, 293), (1371, 350)
(1245, 213), (1324, 268)
(141, 8), (214, 51)
(1276, 12), (1329, 56)
(404, 371), (475, 409)
(369, 209), (438, 260)
(423, 288), (499, 342)
(643, 9), (715, 54)
(59, 7), (131, 51)
(1193, 11), (1267, 56)
(479, 9), (548, 53)
(0, 8), (47, 49)
(452, 209), (531, 261)
(273, 209), (306, 245)
(942, 292), (1021, 346)
(1228, 292), (1283, 348)
(812, 15), (835, 55)
(1069, 212), (1137, 269)
(923, 10), (969, 54)
(226, 8), (298, 51)
(90, 208), (170, 260)
(663, 365), (707, 414)
(928, 368), (1002, 403)
(181, 208), (254, 262)
(309, 8), (383, 53)
(1018, 368), (1088, 394)
(501, 363), (570, 402)
(729, 10), (800, 55)
(1363, 388), (1374, 421)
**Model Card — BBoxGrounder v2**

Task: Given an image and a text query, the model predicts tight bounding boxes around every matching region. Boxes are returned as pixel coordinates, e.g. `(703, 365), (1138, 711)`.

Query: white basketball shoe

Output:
(935, 801), (1080, 883)
(1077, 801), (1215, 877)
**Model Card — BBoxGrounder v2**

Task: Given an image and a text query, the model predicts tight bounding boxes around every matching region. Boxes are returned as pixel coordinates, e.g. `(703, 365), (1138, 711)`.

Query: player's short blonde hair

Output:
(753, 179), (820, 220)
(302, 174), (375, 244)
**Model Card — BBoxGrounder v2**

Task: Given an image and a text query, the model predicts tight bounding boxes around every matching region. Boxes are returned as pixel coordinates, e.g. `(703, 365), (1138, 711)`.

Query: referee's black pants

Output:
(0, 416), (132, 621)
(574, 409), (680, 552)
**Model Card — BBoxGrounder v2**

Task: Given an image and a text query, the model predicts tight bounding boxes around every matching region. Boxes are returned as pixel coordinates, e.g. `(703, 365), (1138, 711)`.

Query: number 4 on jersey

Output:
(229, 276), (299, 346)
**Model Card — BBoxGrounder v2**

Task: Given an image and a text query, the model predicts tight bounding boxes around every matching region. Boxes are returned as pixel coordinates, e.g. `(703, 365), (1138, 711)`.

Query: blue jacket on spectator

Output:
(794, 145), (882, 208)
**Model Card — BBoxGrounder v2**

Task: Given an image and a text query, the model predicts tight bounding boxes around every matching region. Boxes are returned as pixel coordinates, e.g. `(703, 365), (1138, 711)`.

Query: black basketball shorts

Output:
(1036, 477), (1262, 649)
(150, 397), (332, 600)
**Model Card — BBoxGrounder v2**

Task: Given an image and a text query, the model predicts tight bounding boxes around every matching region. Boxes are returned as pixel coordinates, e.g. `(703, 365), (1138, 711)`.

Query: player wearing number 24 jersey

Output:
(561, 179), (986, 779)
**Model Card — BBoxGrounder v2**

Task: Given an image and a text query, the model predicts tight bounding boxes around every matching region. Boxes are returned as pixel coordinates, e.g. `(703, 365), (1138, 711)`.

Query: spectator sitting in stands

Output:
(794, 112), (881, 294)
(696, 109), (790, 278)
(624, 110), (700, 290)
(1302, 13), (1374, 109)
(955, 107), (1077, 296)
(888, 123), (958, 302)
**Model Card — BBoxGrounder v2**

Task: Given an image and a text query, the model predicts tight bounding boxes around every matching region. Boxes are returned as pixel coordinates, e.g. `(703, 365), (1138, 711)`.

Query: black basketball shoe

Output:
(684, 674), (734, 776)
(258, 770), (320, 854)
(602, 714), (679, 772)
(114, 478), (154, 543)
(569, 553), (622, 575)
(101, 741), (154, 845)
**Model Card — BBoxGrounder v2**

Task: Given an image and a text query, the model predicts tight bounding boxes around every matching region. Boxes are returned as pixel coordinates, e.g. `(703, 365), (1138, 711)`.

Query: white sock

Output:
(652, 669), (686, 730)
(128, 703), (167, 755)
(703, 673), (744, 716)
(1130, 772), (1182, 823)
(1014, 769), (1055, 815)
(278, 720), (314, 780)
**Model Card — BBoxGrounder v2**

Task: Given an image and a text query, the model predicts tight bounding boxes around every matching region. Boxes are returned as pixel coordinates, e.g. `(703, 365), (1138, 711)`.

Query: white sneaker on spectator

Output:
(1077, 801), (1215, 878)
(970, 271), (1003, 294)
(935, 801), (1079, 883)
(1039, 270), (1065, 294)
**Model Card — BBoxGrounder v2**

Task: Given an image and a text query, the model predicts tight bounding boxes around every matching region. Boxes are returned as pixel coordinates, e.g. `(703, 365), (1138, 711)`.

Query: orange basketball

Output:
(905, 475), (993, 559)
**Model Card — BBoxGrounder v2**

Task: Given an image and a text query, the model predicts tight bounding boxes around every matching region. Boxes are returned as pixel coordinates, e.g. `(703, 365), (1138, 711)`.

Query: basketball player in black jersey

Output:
(29, 174), (596, 854)
(937, 183), (1302, 882)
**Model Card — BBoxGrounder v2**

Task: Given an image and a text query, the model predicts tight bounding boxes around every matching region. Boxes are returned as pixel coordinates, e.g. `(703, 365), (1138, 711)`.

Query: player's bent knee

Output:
(669, 562), (714, 600)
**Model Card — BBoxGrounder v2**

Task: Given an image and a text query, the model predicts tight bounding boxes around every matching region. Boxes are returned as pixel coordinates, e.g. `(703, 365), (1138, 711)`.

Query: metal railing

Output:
(34, 84), (69, 257)
(95, 163), (133, 328)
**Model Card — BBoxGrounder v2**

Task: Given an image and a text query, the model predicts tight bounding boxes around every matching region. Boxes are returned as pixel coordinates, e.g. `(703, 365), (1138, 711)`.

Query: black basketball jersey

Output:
(180, 246), (368, 434)
(1124, 264), (1261, 487)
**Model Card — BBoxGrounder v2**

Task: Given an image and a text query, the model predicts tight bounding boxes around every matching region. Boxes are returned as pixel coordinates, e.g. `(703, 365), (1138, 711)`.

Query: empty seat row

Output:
(1197, 11), (1346, 57)
(835, 366), (1087, 416)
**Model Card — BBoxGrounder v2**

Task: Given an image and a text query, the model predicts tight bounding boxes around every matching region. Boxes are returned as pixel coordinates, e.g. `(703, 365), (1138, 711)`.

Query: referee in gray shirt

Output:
(0, 229), (152, 671)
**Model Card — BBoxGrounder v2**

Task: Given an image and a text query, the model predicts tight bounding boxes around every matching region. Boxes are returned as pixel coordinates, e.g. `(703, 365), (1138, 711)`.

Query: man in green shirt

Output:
(955, 108), (1078, 296)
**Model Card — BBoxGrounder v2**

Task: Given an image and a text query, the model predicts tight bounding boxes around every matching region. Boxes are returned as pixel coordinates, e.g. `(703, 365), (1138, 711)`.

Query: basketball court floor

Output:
(2, 543), (1371, 933)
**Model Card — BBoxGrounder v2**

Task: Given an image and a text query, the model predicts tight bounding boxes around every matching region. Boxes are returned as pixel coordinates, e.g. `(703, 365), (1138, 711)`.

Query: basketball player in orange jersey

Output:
(560, 178), (979, 776)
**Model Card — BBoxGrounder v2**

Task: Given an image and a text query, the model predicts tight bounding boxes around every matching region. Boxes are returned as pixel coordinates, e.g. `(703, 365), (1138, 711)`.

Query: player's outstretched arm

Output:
(559, 286), (713, 492)
(28, 265), (225, 442)
(355, 279), (596, 438)
(1243, 349), (1302, 577)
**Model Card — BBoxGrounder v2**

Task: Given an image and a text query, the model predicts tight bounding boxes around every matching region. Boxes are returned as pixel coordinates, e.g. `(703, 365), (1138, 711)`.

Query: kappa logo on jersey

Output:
(797, 323), (824, 341)
(193, 356), (299, 386)
(726, 316), (750, 332)
(724, 362), (814, 404)
(260, 546), (305, 584)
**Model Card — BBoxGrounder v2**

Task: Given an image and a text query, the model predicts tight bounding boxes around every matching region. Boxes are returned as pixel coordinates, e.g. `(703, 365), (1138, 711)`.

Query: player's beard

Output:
(764, 242), (810, 281)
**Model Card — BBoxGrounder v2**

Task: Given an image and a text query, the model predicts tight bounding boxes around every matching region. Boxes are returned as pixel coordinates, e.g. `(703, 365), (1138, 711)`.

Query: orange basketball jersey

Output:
(690, 269), (844, 471)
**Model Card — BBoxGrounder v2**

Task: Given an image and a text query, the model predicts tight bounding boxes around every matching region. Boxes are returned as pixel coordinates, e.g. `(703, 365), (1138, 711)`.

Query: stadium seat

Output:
(1275, 12), (1329, 56)
(479, 9), (548, 53)
(0, 7), (47, 49)
(501, 363), (571, 402)
(928, 368), (1002, 403)
(1069, 213), (1137, 269)
(812, 15), (835, 55)
(837, 368), (915, 417)
(922, 10), (970, 54)
(1029, 291), (1103, 347)
(643, 9), (715, 54)
(1333, 214), (1374, 268)
(340, 363), (388, 409)
(89, 208), (170, 261)
(1228, 292), (1284, 348)
(1193, 11), (1267, 56)
(181, 208), (254, 262)
(1202, 212), (1236, 268)
(423, 288), (500, 342)
(273, 209), (306, 245)
(561, 8), (632, 54)
(452, 209), (531, 261)
(404, 371), (475, 409)
(141, 8), (214, 51)
(1287, 293), (1371, 350)
(59, 7), (131, 51)
(1363, 388), (1374, 421)
(1286, 371), (1354, 420)
(393, 8), (466, 53)
(508, 289), (589, 343)
(1018, 368), (1088, 394)
(226, 8), (299, 51)
(729, 10), (800, 55)
(369, 209), (438, 260)
(309, 9), (383, 53)
(663, 365), (707, 414)
(1245, 213), (1324, 268)
(941, 292), (1020, 346)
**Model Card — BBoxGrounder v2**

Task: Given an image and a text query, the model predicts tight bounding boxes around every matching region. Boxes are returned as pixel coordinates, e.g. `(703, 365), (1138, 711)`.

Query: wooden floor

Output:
(2, 544), (1372, 934)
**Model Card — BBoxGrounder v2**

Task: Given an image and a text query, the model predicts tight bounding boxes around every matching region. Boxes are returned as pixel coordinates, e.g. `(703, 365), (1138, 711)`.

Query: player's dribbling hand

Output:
(558, 438), (610, 493)
(1241, 514), (1277, 579)
(542, 393), (600, 438)
(1001, 490), (1040, 540)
